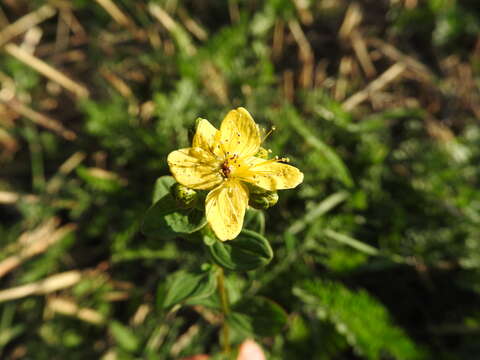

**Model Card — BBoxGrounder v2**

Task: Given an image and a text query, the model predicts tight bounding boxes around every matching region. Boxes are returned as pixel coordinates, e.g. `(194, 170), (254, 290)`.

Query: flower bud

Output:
(255, 147), (270, 159)
(249, 190), (279, 210)
(170, 183), (198, 208)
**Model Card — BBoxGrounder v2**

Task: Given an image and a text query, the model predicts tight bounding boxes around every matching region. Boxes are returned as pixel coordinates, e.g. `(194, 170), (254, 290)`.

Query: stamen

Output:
(217, 140), (229, 157)
(249, 157), (282, 169)
(262, 126), (276, 142)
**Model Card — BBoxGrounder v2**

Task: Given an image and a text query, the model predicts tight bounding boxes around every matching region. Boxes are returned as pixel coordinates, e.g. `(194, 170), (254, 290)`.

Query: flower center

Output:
(220, 153), (242, 178)
(221, 161), (232, 178)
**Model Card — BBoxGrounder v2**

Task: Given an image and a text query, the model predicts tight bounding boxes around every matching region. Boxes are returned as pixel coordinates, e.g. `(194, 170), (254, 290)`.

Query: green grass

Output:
(1, 0), (480, 358)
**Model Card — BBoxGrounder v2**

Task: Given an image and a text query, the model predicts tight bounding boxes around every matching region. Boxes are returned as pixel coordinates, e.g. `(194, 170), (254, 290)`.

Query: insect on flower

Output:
(167, 107), (303, 241)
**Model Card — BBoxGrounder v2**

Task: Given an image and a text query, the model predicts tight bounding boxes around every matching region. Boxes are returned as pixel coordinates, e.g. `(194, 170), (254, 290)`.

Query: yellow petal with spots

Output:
(206, 180), (248, 241)
(243, 157), (304, 191)
(219, 107), (261, 158)
(167, 148), (222, 190)
(192, 118), (219, 155)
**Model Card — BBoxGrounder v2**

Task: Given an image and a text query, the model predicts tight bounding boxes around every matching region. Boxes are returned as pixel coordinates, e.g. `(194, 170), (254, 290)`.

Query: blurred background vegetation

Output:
(1, 0), (480, 358)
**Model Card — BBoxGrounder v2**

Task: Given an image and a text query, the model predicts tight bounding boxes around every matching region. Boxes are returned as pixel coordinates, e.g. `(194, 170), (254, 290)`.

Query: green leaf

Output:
(323, 229), (380, 256)
(293, 280), (424, 360)
(228, 296), (288, 337)
(287, 191), (349, 235)
(201, 226), (218, 246)
(244, 209), (265, 235)
(142, 194), (207, 239)
(206, 230), (273, 271)
(152, 176), (176, 203)
(76, 166), (125, 193)
(157, 268), (218, 310)
(109, 321), (140, 353)
(286, 107), (353, 187)
(0, 324), (24, 349)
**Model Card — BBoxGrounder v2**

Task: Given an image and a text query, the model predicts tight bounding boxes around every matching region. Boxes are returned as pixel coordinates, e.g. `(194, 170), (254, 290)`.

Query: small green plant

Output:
(143, 107), (303, 356)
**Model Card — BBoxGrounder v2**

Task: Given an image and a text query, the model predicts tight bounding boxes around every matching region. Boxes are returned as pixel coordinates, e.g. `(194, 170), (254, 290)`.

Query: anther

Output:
(262, 126), (276, 142)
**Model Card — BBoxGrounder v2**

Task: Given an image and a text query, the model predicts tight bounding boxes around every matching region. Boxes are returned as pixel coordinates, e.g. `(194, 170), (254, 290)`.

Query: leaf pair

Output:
(157, 267), (288, 337)
(144, 176), (274, 272)
(143, 176), (206, 239)
(205, 229), (273, 271)
(157, 267), (218, 310)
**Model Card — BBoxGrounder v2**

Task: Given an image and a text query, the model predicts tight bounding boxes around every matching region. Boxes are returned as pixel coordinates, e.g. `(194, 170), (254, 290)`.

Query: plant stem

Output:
(217, 267), (231, 356)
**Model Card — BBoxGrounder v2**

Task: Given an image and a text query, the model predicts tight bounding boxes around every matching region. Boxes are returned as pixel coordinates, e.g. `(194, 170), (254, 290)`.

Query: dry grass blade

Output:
(0, 94), (77, 140)
(131, 304), (151, 326)
(368, 38), (435, 81)
(335, 56), (353, 101)
(338, 3), (362, 40)
(201, 62), (229, 105)
(0, 191), (38, 205)
(0, 5), (56, 48)
(85, 167), (128, 185)
(0, 270), (82, 303)
(4, 43), (89, 98)
(0, 127), (18, 158)
(46, 151), (86, 194)
(405, 0), (418, 9)
(288, 20), (314, 88)
(47, 297), (105, 325)
(193, 305), (221, 325)
(228, 0), (240, 23)
(148, 4), (178, 33)
(148, 3), (196, 56)
(0, 6), (8, 27)
(170, 324), (200, 357)
(292, 0), (313, 25)
(58, 151), (87, 173)
(177, 7), (208, 41)
(283, 69), (295, 101)
(351, 30), (376, 77)
(101, 350), (117, 360)
(100, 68), (134, 99)
(343, 62), (407, 111)
(272, 20), (285, 60)
(94, 0), (135, 29)
(0, 219), (76, 279)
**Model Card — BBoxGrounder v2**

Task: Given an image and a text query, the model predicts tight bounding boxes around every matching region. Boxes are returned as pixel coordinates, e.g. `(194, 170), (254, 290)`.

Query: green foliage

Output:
(2, 0), (480, 359)
(294, 280), (424, 360)
(206, 230), (273, 271)
(142, 193), (207, 239)
(109, 321), (141, 353)
(157, 267), (218, 310)
(152, 175), (177, 203)
(229, 296), (288, 337)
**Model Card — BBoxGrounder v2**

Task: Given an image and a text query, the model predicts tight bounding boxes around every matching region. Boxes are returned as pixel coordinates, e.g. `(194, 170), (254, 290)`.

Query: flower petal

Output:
(219, 107), (261, 158)
(167, 148), (223, 190)
(206, 180), (248, 241)
(242, 157), (304, 191)
(192, 118), (219, 154)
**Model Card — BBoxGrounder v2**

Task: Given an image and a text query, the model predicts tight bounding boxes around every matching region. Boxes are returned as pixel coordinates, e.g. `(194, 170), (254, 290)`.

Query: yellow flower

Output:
(167, 107), (304, 241)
